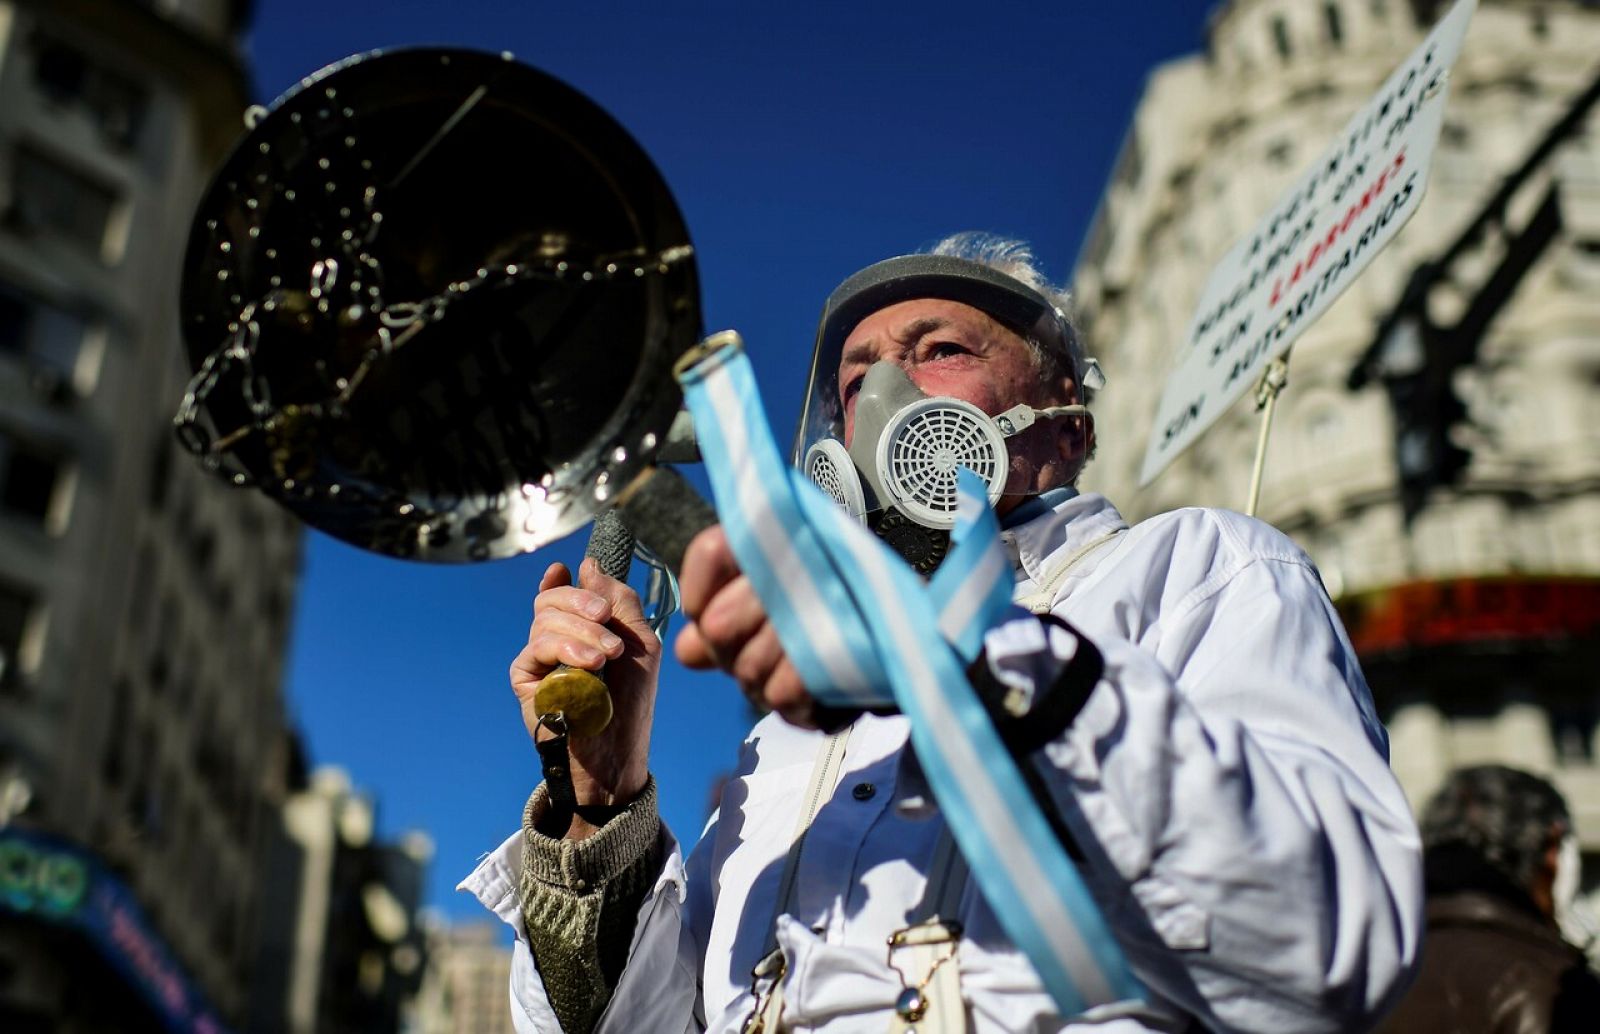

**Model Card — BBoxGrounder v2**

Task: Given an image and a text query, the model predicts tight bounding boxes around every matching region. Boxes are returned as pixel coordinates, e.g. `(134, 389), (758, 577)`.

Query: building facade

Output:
(0, 0), (306, 1028)
(1072, 0), (1600, 913)
(251, 767), (432, 1034)
(409, 918), (515, 1034)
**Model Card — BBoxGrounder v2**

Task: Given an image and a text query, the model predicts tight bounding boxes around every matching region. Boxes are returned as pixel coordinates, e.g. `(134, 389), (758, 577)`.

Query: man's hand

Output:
(511, 558), (660, 834)
(675, 526), (818, 728)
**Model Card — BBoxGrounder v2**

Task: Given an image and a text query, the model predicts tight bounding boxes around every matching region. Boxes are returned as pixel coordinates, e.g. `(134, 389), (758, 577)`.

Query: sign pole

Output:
(1244, 348), (1292, 517)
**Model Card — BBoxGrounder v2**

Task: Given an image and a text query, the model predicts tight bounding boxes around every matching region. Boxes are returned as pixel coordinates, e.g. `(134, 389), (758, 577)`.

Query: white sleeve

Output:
(1022, 554), (1423, 1032)
(590, 836), (702, 1034)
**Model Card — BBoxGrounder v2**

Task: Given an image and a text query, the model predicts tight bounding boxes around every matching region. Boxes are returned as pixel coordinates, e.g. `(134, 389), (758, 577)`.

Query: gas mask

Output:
(803, 361), (1089, 573)
(792, 253), (1102, 574)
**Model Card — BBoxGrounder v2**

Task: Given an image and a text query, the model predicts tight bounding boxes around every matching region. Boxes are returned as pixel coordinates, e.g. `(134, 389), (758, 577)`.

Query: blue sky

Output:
(244, 0), (1214, 921)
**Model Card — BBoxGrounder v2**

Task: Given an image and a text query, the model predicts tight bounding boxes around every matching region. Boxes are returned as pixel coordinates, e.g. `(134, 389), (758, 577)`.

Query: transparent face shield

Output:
(791, 255), (1101, 573)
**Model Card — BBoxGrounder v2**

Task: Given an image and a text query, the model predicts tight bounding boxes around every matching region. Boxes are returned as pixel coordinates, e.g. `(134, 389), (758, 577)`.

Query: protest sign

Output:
(1139, 0), (1478, 486)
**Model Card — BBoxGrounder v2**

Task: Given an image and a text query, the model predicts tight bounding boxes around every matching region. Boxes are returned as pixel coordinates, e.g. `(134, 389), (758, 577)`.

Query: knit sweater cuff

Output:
(521, 776), (660, 890)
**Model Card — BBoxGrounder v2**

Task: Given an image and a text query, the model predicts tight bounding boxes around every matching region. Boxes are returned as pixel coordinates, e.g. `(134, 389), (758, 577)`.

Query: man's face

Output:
(836, 298), (1090, 508)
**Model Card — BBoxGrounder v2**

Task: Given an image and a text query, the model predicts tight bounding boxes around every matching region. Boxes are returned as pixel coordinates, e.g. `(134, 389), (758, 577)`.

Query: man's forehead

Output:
(838, 299), (1001, 362)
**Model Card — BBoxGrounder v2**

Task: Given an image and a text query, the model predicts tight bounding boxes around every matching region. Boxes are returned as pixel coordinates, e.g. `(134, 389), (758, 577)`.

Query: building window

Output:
(191, 526), (215, 575)
(0, 281), (90, 391)
(7, 145), (122, 260)
(29, 34), (149, 152)
(148, 650), (169, 694)
(1271, 16), (1293, 61)
(263, 584), (287, 629)
(1325, 3), (1345, 46)
(0, 433), (64, 527)
(194, 703), (221, 783)
(125, 543), (155, 638)
(212, 902), (233, 958)
(0, 577), (38, 693)
(103, 680), (131, 784)
(147, 433), (173, 510)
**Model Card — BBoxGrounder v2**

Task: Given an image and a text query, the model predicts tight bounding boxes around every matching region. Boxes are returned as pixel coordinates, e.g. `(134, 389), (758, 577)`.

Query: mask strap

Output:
(993, 403), (1090, 437)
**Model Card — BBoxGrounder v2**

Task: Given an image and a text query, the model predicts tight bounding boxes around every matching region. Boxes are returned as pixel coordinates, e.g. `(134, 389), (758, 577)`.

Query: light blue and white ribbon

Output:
(678, 337), (1144, 1014)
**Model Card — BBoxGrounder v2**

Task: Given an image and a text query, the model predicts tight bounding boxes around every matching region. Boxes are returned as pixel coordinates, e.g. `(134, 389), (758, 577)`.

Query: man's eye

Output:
(842, 375), (863, 401)
(928, 342), (969, 359)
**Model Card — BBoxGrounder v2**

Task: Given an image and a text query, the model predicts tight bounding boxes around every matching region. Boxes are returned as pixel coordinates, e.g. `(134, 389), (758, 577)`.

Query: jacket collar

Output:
(1000, 489), (1129, 587)
(1426, 891), (1573, 950)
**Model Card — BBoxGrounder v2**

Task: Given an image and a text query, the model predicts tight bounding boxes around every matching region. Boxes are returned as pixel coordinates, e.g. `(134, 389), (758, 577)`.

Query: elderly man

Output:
(462, 234), (1423, 1032)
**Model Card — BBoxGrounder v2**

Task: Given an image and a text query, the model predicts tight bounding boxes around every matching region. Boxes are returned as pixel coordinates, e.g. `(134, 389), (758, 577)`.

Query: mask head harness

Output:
(792, 254), (1102, 574)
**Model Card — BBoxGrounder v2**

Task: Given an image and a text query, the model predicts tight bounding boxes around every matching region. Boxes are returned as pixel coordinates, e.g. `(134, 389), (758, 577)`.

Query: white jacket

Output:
(462, 492), (1424, 1032)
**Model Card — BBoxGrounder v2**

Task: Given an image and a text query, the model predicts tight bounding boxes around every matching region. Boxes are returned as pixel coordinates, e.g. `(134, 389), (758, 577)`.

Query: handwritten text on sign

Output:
(1139, 0), (1477, 486)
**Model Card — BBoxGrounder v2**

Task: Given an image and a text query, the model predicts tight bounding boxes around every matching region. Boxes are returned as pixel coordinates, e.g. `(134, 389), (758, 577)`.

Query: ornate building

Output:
(1073, 0), (1600, 903)
(409, 918), (515, 1034)
(0, 0), (306, 1028)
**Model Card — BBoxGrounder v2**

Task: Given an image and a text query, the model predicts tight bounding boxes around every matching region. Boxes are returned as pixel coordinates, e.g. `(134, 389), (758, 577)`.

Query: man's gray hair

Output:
(1421, 764), (1570, 891)
(925, 232), (1094, 402)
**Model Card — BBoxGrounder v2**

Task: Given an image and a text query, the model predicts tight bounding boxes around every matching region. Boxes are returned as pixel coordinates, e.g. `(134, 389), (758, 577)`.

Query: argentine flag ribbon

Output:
(677, 334), (1144, 1015)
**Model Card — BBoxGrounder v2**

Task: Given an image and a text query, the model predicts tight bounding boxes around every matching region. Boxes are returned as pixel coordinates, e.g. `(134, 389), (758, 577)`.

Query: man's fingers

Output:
(674, 622), (716, 670)
(765, 659), (809, 710)
(696, 574), (767, 655)
(539, 561), (572, 594)
(679, 526), (741, 620)
(674, 524), (817, 726)
(673, 621), (814, 724)
(513, 632), (609, 681)
(531, 609), (626, 659)
(577, 556), (653, 636)
(766, 663), (815, 727)
(513, 561), (624, 692)
(678, 611), (812, 720)
(729, 621), (785, 692)
(735, 627), (815, 721)
(537, 583), (615, 625)
(675, 572), (766, 668)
